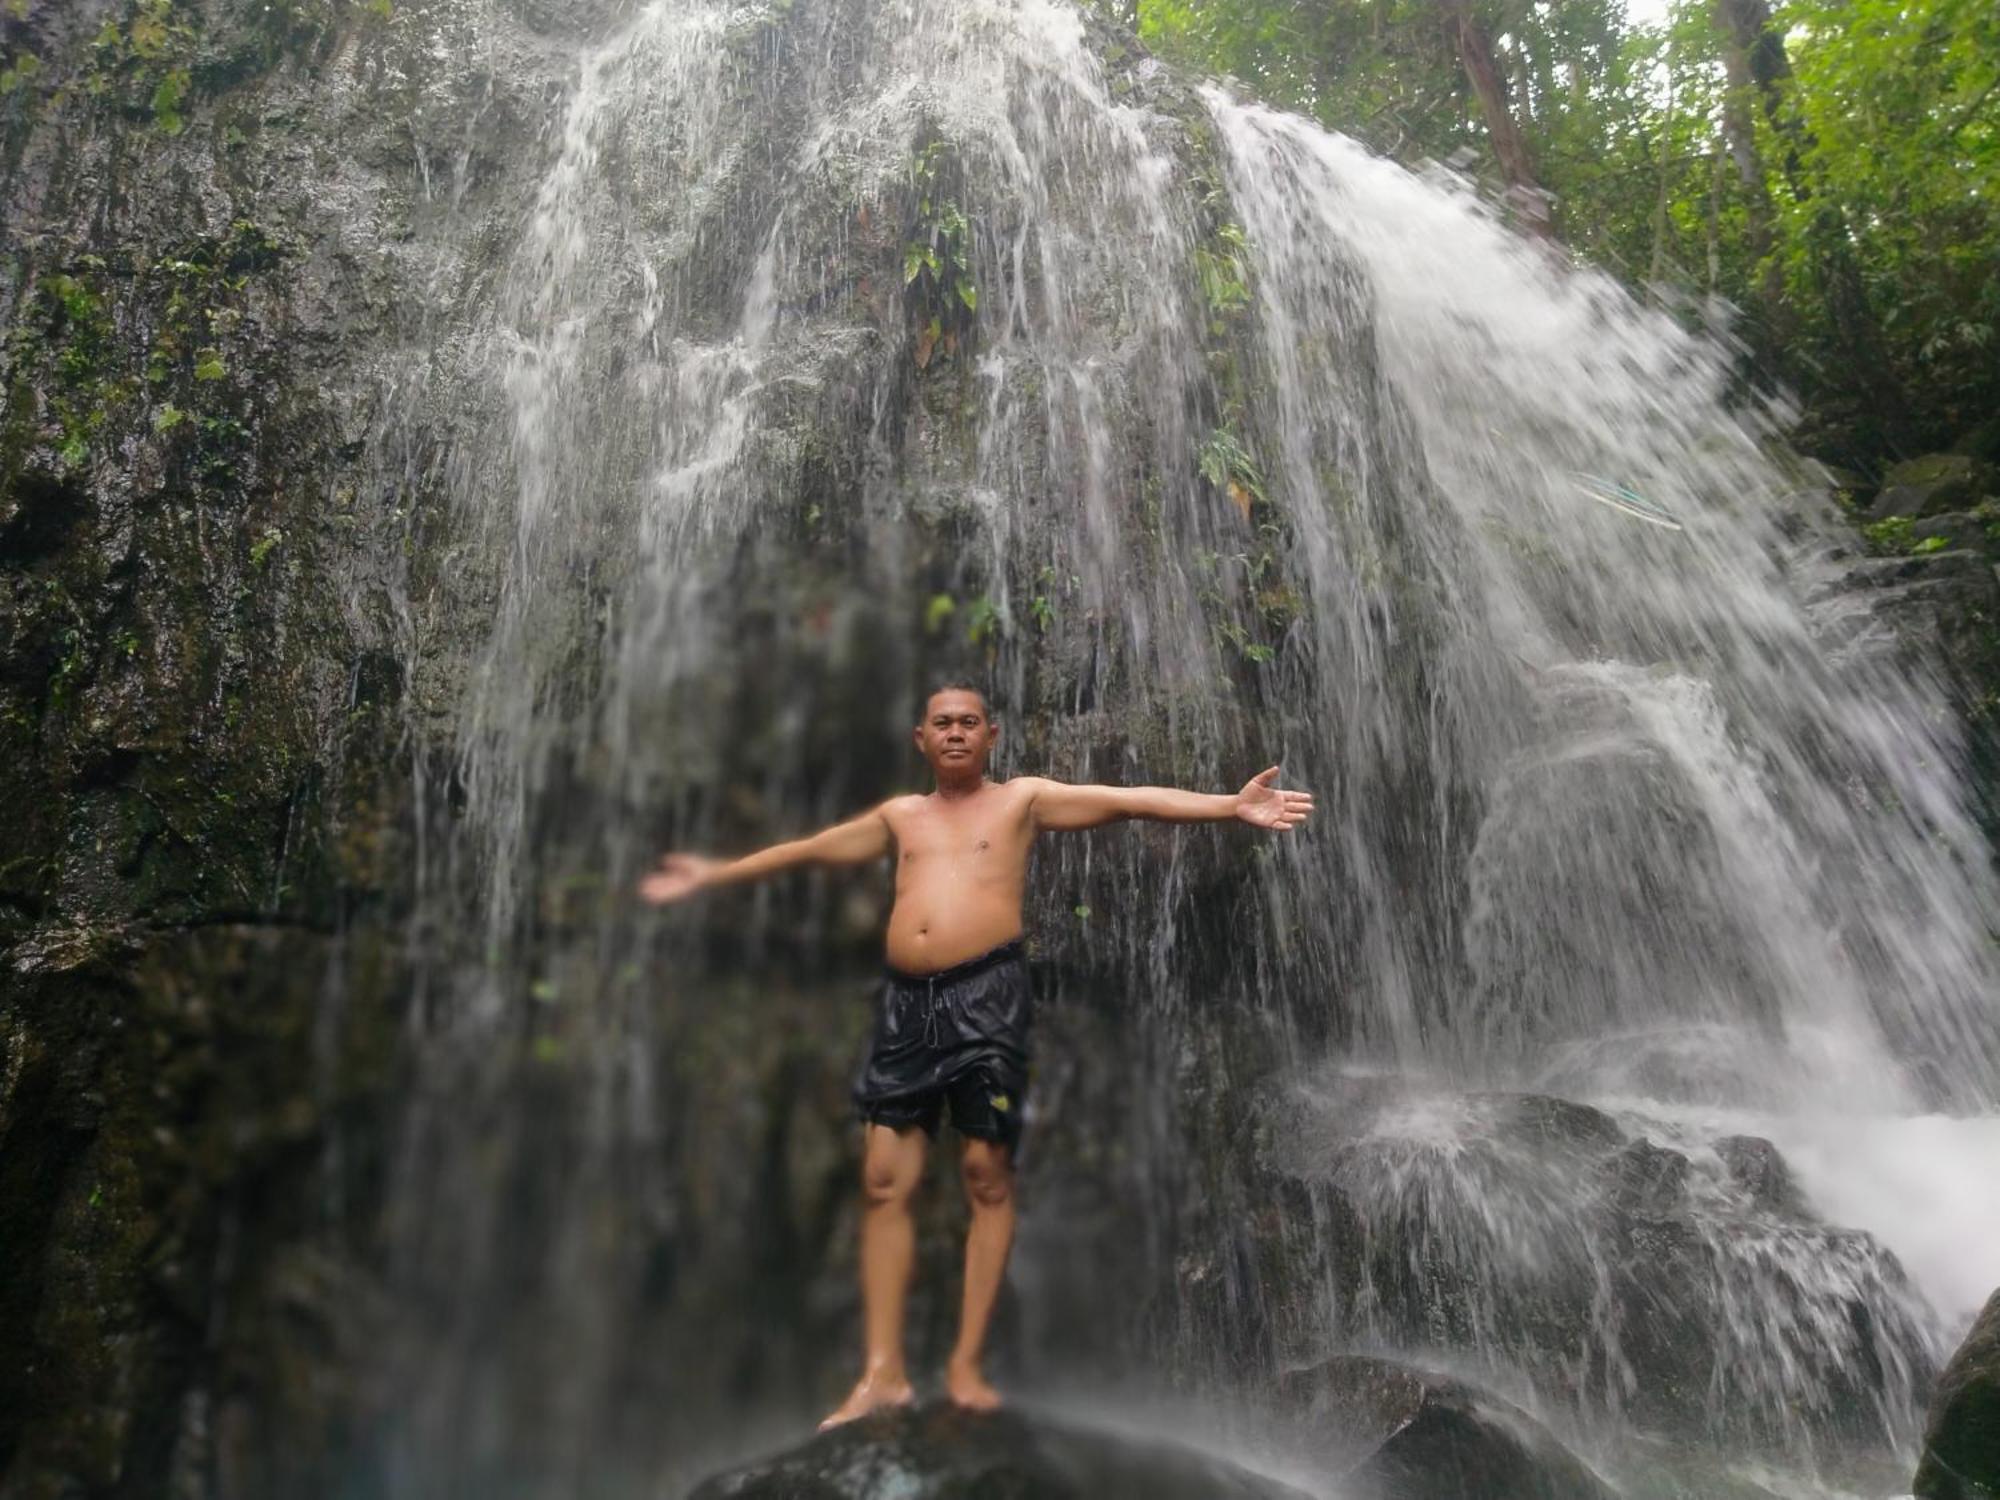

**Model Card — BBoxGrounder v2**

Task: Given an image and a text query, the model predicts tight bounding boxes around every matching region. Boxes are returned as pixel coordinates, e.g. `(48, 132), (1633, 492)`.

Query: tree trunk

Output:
(1712, 0), (1783, 339)
(1648, 71), (1678, 294)
(1706, 145), (1725, 292)
(1442, 0), (1550, 235)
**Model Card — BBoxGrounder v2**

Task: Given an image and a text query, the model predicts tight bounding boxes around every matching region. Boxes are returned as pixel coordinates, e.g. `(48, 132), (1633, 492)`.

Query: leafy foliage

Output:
(903, 139), (981, 367)
(1197, 428), (1268, 520)
(1140, 0), (2000, 471)
(1772, 0), (1999, 444)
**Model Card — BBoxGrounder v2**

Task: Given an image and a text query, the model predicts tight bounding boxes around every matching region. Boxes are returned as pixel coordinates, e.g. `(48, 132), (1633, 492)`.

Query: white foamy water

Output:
(1770, 1113), (2000, 1333)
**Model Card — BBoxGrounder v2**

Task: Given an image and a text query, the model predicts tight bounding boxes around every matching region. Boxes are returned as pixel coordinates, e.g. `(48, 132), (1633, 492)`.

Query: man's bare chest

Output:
(888, 801), (1032, 882)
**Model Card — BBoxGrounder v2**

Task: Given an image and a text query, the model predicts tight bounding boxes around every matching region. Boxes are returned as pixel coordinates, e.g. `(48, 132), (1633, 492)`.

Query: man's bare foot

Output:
(818, 1371), (915, 1431)
(944, 1358), (1003, 1413)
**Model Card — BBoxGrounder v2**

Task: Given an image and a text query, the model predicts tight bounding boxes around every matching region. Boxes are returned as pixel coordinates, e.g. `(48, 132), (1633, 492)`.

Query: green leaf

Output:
(956, 277), (978, 312)
(964, 595), (1001, 645)
(152, 404), (187, 433)
(924, 593), (957, 633)
(904, 244), (926, 285)
(129, 2), (175, 59)
(193, 348), (226, 381)
(0, 53), (43, 94)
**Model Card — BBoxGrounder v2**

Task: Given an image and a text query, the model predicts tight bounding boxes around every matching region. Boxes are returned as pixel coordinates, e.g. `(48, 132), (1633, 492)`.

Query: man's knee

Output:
(960, 1142), (1014, 1208)
(861, 1131), (923, 1207)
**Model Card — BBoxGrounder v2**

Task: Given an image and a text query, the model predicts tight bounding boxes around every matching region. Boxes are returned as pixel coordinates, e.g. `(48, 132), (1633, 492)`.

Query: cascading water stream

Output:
(1211, 98), (2000, 1104)
(362, 2), (1999, 1494)
(1207, 94), (2000, 1479)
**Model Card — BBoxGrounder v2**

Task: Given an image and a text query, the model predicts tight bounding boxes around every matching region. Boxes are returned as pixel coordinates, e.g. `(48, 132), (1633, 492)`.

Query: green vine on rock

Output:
(85, 0), (197, 133)
(17, 261), (127, 469)
(921, 589), (1009, 656)
(1198, 427), (1268, 523)
(1194, 218), (1252, 321)
(903, 138), (980, 369)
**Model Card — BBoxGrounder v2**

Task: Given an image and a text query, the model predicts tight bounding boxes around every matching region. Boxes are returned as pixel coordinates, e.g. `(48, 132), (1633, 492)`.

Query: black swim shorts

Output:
(853, 940), (1031, 1152)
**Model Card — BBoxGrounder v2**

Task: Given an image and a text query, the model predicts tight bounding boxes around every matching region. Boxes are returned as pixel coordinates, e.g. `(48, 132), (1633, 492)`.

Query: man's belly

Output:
(885, 891), (1024, 974)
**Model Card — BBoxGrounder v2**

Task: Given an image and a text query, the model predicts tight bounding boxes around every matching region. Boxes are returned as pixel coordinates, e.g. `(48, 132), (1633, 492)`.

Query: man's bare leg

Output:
(945, 1136), (1015, 1411)
(821, 1123), (928, 1429)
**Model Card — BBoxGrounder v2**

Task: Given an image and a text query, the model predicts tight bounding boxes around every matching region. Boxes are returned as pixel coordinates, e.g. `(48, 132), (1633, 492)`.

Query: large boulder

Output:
(1253, 1080), (1937, 1454)
(1276, 1356), (1614, 1500)
(1867, 453), (2000, 519)
(685, 1404), (1315, 1500)
(1914, 1289), (2000, 1500)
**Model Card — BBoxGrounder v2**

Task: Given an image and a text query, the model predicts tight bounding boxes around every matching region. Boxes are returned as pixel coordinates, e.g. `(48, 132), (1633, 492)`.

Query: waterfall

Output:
(358, 1), (2000, 1493)
(1211, 101), (1998, 1101)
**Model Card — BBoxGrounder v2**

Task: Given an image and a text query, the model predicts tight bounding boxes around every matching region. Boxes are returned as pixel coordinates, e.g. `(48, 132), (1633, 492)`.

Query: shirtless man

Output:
(638, 684), (1313, 1428)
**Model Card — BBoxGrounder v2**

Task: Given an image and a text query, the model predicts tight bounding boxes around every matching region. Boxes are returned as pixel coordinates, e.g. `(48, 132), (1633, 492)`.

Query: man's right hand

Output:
(638, 853), (720, 905)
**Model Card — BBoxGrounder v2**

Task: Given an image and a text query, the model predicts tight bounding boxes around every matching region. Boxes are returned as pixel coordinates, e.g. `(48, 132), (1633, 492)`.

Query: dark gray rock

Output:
(1491, 1092), (1627, 1154)
(1834, 550), (1998, 592)
(1609, 1139), (1691, 1216)
(1915, 1289), (2000, 1500)
(1715, 1135), (1807, 1217)
(684, 1404), (1314, 1500)
(1868, 453), (2000, 519)
(1276, 1356), (1614, 1500)
(1257, 1078), (1936, 1454)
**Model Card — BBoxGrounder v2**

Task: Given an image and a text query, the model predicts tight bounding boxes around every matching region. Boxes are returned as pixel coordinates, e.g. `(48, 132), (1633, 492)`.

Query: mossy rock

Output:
(1869, 453), (2000, 520)
(1915, 1289), (2000, 1500)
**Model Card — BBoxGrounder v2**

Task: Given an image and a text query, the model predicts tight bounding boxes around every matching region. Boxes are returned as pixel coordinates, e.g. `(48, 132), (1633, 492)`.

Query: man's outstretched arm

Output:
(1029, 767), (1313, 832)
(638, 804), (893, 904)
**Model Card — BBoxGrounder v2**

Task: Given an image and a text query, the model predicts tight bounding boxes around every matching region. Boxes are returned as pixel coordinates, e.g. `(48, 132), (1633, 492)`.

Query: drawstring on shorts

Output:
(920, 972), (947, 1052)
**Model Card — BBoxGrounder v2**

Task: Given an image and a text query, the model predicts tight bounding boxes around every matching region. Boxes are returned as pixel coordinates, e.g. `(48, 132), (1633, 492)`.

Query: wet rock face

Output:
(0, 925), (410, 1495)
(1819, 545), (2000, 851)
(0, 0), (560, 1488)
(1715, 1134), (1807, 1217)
(1248, 1082), (1935, 1458)
(684, 1404), (1313, 1500)
(1277, 1356), (1613, 1500)
(1915, 1289), (2000, 1500)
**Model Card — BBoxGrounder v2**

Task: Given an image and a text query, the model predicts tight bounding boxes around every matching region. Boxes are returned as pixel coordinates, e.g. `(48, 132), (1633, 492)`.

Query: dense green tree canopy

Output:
(1135, 0), (2000, 472)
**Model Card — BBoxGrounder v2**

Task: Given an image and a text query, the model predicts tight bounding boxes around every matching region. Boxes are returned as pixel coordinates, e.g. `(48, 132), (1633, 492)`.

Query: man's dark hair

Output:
(920, 679), (992, 721)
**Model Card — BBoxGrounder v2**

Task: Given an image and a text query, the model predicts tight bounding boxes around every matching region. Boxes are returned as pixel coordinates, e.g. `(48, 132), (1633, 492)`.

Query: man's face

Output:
(915, 690), (996, 775)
